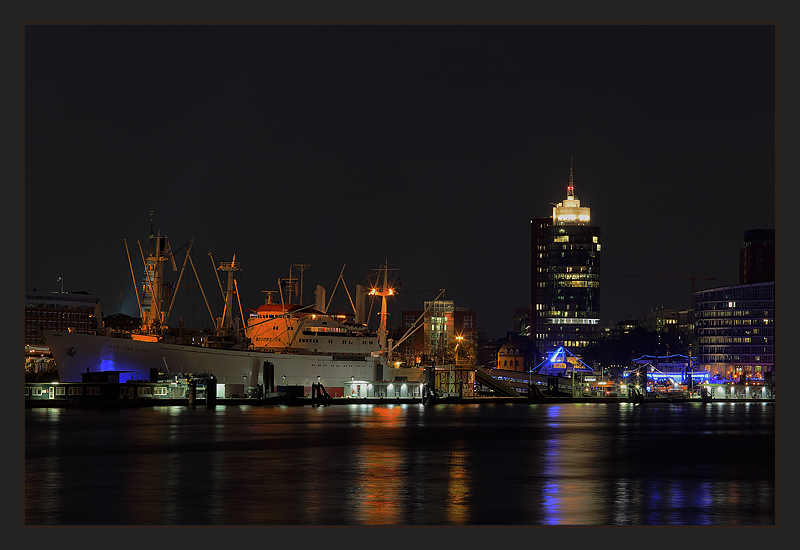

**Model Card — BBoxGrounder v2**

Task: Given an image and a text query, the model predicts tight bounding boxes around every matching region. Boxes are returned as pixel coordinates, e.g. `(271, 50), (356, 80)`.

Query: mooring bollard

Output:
(206, 377), (216, 409)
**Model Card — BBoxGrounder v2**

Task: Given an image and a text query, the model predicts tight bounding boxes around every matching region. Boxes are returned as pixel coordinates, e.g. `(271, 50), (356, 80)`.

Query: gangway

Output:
(475, 369), (522, 398)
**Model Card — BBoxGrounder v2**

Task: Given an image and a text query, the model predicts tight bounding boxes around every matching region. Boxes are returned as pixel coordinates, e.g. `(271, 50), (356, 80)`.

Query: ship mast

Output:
(280, 265), (299, 306)
(137, 212), (176, 333)
(217, 255), (241, 335)
(369, 260), (396, 356)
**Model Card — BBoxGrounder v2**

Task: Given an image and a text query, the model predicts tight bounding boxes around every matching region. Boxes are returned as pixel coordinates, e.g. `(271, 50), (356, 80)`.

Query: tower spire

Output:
(567, 156), (574, 199)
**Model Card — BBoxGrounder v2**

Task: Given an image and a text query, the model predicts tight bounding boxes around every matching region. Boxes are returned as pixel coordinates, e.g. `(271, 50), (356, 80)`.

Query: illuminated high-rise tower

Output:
(530, 158), (601, 356)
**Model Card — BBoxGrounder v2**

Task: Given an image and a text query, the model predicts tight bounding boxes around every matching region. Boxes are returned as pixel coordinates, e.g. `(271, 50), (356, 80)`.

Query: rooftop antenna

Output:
(147, 210), (155, 255)
(567, 156), (575, 199)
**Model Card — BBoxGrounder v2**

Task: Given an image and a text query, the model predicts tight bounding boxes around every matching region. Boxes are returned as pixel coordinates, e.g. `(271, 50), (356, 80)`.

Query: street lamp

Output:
(688, 343), (693, 397)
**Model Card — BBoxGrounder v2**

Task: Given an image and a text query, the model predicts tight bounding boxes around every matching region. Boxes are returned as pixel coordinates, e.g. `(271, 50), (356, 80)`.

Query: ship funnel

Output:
(356, 285), (368, 325)
(93, 302), (104, 331)
(315, 285), (326, 313)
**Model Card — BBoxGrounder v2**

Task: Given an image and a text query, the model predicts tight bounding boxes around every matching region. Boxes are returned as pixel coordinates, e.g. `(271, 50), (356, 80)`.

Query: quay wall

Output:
(25, 395), (775, 408)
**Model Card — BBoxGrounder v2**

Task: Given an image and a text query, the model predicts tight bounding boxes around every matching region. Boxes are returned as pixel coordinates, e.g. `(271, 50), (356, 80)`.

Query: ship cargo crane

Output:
(625, 268), (715, 310)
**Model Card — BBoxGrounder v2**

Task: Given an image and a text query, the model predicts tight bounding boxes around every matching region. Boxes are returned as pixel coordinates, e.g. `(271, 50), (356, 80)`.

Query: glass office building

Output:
(531, 159), (601, 355)
(693, 281), (774, 378)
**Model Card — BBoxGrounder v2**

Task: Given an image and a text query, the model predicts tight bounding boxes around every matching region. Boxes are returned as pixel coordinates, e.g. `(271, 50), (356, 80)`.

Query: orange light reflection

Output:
(445, 440), (470, 523)
(540, 405), (605, 524)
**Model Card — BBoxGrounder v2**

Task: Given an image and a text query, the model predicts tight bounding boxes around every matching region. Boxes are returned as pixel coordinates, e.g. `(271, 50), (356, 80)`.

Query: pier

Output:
(24, 364), (775, 408)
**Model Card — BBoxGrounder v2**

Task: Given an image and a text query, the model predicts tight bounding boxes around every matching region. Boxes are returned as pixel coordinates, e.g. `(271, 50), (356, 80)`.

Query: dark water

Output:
(24, 402), (775, 526)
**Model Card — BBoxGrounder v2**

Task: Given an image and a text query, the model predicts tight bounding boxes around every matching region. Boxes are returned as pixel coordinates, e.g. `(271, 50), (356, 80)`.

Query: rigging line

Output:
(96, 300), (120, 315)
(169, 239), (192, 256)
(186, 252), (277, 309)
(240, 268), (277, 287)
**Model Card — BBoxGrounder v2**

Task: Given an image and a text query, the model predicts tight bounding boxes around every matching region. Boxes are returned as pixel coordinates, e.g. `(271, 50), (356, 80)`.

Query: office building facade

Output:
(694, 281), (775, 378)
(740, 228), (775, 284)
(531, 160), (601, 356)
(695, 227), (775, 379)
(397, 300), (476, 367)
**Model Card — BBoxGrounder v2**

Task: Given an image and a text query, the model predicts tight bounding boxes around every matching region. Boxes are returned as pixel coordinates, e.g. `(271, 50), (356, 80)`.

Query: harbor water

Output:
(24, 401), (775, 526)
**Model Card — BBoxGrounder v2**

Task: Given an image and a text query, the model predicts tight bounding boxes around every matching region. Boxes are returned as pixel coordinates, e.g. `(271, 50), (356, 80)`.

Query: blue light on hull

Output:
(97, 358), (134, 383)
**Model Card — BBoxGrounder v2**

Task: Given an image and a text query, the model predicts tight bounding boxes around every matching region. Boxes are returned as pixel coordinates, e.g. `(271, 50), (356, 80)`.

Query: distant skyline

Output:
(23, 24), (775, 338)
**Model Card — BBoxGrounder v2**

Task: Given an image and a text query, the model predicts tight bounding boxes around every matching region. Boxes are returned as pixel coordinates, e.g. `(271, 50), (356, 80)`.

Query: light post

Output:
(688, 343), (693, 397)
(452, 335), (463, 396)
(529, 365), (532, 395)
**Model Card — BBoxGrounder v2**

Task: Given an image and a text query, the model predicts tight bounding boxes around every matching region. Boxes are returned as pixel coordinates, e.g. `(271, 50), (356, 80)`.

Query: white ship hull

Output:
(44, 330), (419, 394)
(42, 228), (424, 397)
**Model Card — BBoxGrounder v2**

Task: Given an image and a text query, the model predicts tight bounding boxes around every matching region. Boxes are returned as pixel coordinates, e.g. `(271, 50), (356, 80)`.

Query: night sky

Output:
(23, 24), (775, 339)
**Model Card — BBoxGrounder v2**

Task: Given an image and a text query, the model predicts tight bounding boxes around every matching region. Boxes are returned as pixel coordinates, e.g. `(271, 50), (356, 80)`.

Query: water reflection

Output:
(350, 445), (404, 524)
(342, 406), (409, 524)
(612, 478), (644, 524)
(24, 403), (775, 525)
(445, 440), (470, 524)
(539, 405), (606, 524)
(25, 410), (62, 523)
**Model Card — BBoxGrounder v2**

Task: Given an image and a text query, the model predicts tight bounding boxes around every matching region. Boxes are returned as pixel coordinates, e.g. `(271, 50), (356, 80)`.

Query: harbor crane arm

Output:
(234, 278), (246, 337)
(208, 251), (226, 296)
(391, 321), (426, 351)
(325, 264), (346, 314)
(164, 239), (178, 272)
(390, 288), (446, 352)
(625, 270), (715, 284)
(187, 253), (217, 328)
(124, 239), (144, 320)
(166, 236), (195, 325)
(625, 268), (715, 308)
(341, 276), (357, 317)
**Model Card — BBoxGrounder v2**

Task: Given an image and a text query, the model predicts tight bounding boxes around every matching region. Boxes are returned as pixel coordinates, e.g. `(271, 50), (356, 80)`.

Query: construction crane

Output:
(625, 268), (715, 310)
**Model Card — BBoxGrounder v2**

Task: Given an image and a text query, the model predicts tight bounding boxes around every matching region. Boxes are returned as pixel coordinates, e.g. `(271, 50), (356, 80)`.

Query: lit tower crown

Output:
(552, 156), (591, 224)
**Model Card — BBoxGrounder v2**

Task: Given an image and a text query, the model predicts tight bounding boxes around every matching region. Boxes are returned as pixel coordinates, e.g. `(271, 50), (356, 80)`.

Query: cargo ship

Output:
(44, 221), (428, 397)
